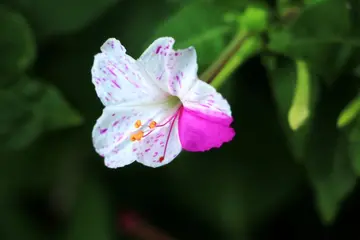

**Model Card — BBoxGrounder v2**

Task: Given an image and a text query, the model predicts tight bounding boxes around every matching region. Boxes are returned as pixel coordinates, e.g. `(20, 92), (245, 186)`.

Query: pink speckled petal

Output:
(92, 103), (176, 168)
(91, 38), (168, 107)
(178, 107), (235, 151)
(179, 79), (235, 151)
(103, 144), (135, 168)
(135, 107), (182, 168)
(182, 79), (232, 116)
(138, 37), (198, 97)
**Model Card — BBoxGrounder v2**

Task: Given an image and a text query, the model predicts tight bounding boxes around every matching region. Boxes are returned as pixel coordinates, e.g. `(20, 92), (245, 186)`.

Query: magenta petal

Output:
(178, 107), (235, 152)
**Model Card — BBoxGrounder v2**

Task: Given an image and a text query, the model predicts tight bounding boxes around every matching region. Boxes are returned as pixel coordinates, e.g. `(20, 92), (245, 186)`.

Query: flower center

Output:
(167, 95), (181, 107)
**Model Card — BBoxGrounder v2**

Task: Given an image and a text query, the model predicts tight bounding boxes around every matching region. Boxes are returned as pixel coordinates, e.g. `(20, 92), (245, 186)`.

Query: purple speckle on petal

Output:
(112, 80), (121, 89)
(156, 46), (162, 54)
(100, 128), (108, 134)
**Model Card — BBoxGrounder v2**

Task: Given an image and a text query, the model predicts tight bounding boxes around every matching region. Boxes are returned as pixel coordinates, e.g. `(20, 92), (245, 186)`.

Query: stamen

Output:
(134, 120), (142, 128)
(130, 131), (144, 142)
(143, 130), (154, 138)
(149, 121), (157, 129)
(135, 131), (144, 141)
(159, 109), (180, 162)
(129, 108), (181, 160)
(154, 115), (176, 128)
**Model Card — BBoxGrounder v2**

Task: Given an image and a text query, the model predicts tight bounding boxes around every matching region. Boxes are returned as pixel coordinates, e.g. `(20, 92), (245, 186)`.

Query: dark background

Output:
(1, 0), (360, 239)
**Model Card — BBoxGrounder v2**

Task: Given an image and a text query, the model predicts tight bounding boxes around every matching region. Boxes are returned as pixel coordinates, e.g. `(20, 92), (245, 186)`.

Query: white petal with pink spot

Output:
(92, 38), (168, 106)
(138, 37), (198, 97)
(182, 80), (231, 116)
(92, 103), (180, 168)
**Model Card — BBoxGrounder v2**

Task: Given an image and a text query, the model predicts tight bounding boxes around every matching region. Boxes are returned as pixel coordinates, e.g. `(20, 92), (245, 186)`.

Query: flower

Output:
(91, 37), (235, 168)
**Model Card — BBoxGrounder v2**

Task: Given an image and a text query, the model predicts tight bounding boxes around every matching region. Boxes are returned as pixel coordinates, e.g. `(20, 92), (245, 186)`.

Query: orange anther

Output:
(134, 120), (142, 128)
(134, 131), (144, 141)
(159, 156), (164, 162)
(130, 131), (144, 142)
(149, 121), (157, 129)
(130, 134), (137, 142)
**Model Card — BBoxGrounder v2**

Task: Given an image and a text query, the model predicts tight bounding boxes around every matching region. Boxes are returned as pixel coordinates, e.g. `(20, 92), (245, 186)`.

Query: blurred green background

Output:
(1, 0), (360, 239)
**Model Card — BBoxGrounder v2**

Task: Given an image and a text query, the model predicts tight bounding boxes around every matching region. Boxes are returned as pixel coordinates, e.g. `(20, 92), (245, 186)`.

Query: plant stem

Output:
(200, 30), (252, 84)
(200, 6), (301, 88)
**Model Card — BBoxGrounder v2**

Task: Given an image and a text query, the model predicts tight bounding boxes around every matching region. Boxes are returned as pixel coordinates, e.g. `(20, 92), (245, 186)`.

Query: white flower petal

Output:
(104, 144), (135, 168)
(92, 102), (179, 168)
(91, 38), (168, 107)
(138, 37), (198, 97)
(182, 79), (232, 116)
(134, 108), (182, 168)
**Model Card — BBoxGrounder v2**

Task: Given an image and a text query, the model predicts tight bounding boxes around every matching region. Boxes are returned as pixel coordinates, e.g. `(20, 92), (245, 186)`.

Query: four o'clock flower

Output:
(91, 37), (235, 168)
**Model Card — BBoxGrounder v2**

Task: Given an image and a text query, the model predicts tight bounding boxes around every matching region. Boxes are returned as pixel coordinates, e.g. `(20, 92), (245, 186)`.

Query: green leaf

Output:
(0, 5), (36, 76)
(148, 2), (230, 68)
(337, 94), (360, 128)
(348, 118), (360, 175)
(7, 0), (118, 37)
(268, 0), (354, 83)
(67, 180), (112, 240)
(276, 0), (300, 17)
(348, 0), (360, 35)
(34, 83), (83, 131)
(313, 134), (356, 223)
(5, 114), (43, 150)
(213, 0), (263, 11)
(288, 0), (350, 39)
(264, 56), (318, 161)
(267, 31), (291, 53)
(0, 90), (31, 136)
(304, 0), (327, 6)
(0, 77), (82, 150)
(288, 60), (311, 130)
(303, 81), (357, 224)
